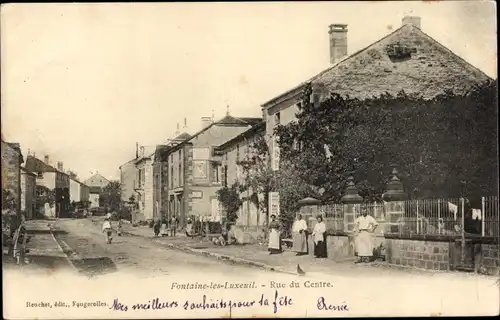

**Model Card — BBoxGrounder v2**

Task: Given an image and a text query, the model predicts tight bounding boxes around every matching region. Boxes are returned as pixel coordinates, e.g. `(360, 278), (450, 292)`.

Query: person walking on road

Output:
(153, 219), (161, 237)
(354, 207), (379, 263)
(160, 216), (168, 237)
(170, 215), (179, 237)
(117, 219), (123, 236)
(102, 217), (113, 244)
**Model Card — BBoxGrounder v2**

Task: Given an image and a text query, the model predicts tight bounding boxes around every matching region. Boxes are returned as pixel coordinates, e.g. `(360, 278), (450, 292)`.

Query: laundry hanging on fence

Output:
(472, 208), (482, 220)
(448, 202), (458, 220)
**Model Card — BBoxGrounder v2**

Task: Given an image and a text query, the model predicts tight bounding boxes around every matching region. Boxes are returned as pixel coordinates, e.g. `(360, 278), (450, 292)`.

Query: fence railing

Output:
(482, 196), (499, 239)
(401, 198), (463, 236)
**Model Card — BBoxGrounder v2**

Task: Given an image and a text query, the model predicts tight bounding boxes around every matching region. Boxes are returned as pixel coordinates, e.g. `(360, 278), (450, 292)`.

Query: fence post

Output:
(416, 200), (421, 234)
(438, 199), (441, 235)
(460, 197), (465, 267)
(382, 169), (407, 235)
(481, 197), (485, 237)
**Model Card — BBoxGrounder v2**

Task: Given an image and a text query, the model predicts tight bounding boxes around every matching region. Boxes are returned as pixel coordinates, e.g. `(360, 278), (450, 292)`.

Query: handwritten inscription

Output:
(317, 297), (349, 312)
(110, 290), (295, 314)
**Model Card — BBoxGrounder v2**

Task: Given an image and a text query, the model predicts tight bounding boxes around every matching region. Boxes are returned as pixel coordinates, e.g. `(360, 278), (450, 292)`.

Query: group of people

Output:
(153, 216), (179, 237)
(267, 209), (379, 263)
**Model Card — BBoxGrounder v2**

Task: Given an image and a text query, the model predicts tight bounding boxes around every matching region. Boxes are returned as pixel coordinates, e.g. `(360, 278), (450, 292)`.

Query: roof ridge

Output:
(411, 26), (492, 81)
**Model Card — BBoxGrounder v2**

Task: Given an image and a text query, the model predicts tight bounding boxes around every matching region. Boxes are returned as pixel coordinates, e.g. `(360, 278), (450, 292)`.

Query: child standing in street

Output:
(102, 217), (113, 244)
(153, 220), (161, 237)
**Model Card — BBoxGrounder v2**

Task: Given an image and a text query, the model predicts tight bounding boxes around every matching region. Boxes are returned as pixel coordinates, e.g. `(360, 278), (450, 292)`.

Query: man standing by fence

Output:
(355, 207), (379, 263)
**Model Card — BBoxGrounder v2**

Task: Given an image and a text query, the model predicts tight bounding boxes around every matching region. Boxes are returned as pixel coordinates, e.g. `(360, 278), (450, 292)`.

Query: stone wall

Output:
(385, 238), (450, 271)
(481, 244), (500, 276)
(1, 141), (22, 210)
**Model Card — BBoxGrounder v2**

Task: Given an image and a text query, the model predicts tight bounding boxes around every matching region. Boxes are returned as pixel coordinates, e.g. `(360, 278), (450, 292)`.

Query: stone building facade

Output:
(20, 167), (36, 219)
(1, 140), (23, 211)
(165, 115), (261, 228)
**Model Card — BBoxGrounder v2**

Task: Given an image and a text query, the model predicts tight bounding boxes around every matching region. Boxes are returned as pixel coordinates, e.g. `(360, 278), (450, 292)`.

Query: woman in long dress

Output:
(268, 215), (282, 254)
(160, 217), (168, 237)
(292, 214), (309, 256)
(312, 215), (327, 258)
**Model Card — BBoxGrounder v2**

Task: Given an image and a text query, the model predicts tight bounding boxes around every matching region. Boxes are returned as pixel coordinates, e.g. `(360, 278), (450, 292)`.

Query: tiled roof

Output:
(25, 156), (57, 173)
(217, 121), (265, 151)
(263, 24), (491, 107)
(174, 132), (192, 140)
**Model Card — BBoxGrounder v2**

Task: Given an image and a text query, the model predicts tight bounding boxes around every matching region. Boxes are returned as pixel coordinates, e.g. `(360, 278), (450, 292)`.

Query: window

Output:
(178, 164), (182, 186)
(170, 167), (174, 188)
(213, 165), (220, 184)
(223, 165), (228, 187)
(274, 112), (281, 127)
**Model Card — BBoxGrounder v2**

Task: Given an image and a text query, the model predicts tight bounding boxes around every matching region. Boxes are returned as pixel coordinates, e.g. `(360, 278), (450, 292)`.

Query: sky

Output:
(1, 1), (497, 182)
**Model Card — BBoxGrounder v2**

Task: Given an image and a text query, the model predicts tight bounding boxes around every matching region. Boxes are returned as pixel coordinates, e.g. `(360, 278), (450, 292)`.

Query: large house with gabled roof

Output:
(164, 114), (261, 228)
(262, 16), (492, 173)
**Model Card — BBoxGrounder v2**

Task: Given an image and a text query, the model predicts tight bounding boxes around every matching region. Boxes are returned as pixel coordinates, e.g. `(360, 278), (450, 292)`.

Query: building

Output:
(133, 146), (156, 221)
(24, 155), (71, 217)
(152, 144), (174, 221)
(20, 167), (36, 219)
(119, 158), (137, 204)
(216, 121), (266, 233)
(165, 114), (261, 228)
(84, 173), (110, 208)
(69, 177), (90, 205)
(1, 139), (23, 211)
(261, 16), (492, 209)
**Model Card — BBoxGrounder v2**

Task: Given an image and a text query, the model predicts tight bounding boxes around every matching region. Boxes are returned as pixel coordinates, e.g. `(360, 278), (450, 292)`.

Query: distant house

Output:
(1, 139), (23, 211)
(133, 146), (156, 221)
(216, 121), (266, 230)
(25, 155), (71, 218)
(84, 173), (110, 208)
(119, 158), (137, 204)
(20, 167), (37, 219)
(164, 114), (261, 228)
(69, 177), (90, 206)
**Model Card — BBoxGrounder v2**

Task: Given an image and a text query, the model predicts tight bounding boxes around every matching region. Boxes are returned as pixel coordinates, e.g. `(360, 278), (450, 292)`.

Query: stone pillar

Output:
(382, 168), (407, 234)
(341, 176), (363, 233)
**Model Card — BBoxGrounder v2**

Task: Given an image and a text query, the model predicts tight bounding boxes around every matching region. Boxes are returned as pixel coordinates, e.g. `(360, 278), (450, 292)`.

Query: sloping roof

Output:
(263, 24), (491, 108)
(20, 166), (36, 176)
(217, 121), (265, 151)
(2, 140), (24, 164)
(174, 132), (192, 140)
(166, 115), (260, 154)
(84, 173), (110, 187)
(25, 155), (58, 173)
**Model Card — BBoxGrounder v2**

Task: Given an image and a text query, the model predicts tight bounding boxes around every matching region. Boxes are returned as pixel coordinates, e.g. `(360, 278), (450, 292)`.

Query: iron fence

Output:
(482, 196), (499, 240)
(320, 204), (344, 232)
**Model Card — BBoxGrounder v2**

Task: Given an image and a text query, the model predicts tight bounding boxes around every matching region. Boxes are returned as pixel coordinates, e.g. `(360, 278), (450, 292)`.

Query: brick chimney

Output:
(329, 24), (348, 65)
(402, 16), (421, 29)
(57, 161), (63, 171)
(44, 155), (50, 164)
(201, 117), (212, 129)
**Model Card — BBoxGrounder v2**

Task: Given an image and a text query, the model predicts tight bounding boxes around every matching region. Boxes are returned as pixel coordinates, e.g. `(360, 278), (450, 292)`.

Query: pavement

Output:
(2, 219), (74, 276)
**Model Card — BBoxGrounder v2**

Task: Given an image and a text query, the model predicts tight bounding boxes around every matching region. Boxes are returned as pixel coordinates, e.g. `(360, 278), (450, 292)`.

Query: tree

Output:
(99, 180), (122, 212)
(275, 80), (498, 201)
(2, 188), (17, 211)
(216, 183), (243, 224)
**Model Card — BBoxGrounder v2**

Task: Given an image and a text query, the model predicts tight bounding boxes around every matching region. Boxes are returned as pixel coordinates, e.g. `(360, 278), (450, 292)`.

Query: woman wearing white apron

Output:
(268, 215), (282, 254)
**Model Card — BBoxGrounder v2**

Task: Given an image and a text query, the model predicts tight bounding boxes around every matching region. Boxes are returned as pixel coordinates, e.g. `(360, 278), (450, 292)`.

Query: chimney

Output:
(329, 24), (348, 64)
(402, 16), (421, 29)
(136, 142), (139, 158)
(201, 117), (212, 129)
(57, 161), (63, 171)
(44, 155), (50, 164)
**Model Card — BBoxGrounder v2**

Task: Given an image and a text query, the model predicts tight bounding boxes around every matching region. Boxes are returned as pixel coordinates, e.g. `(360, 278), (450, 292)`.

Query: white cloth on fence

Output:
(472, 209), (482, 220)
(448, 202), (458, 220)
